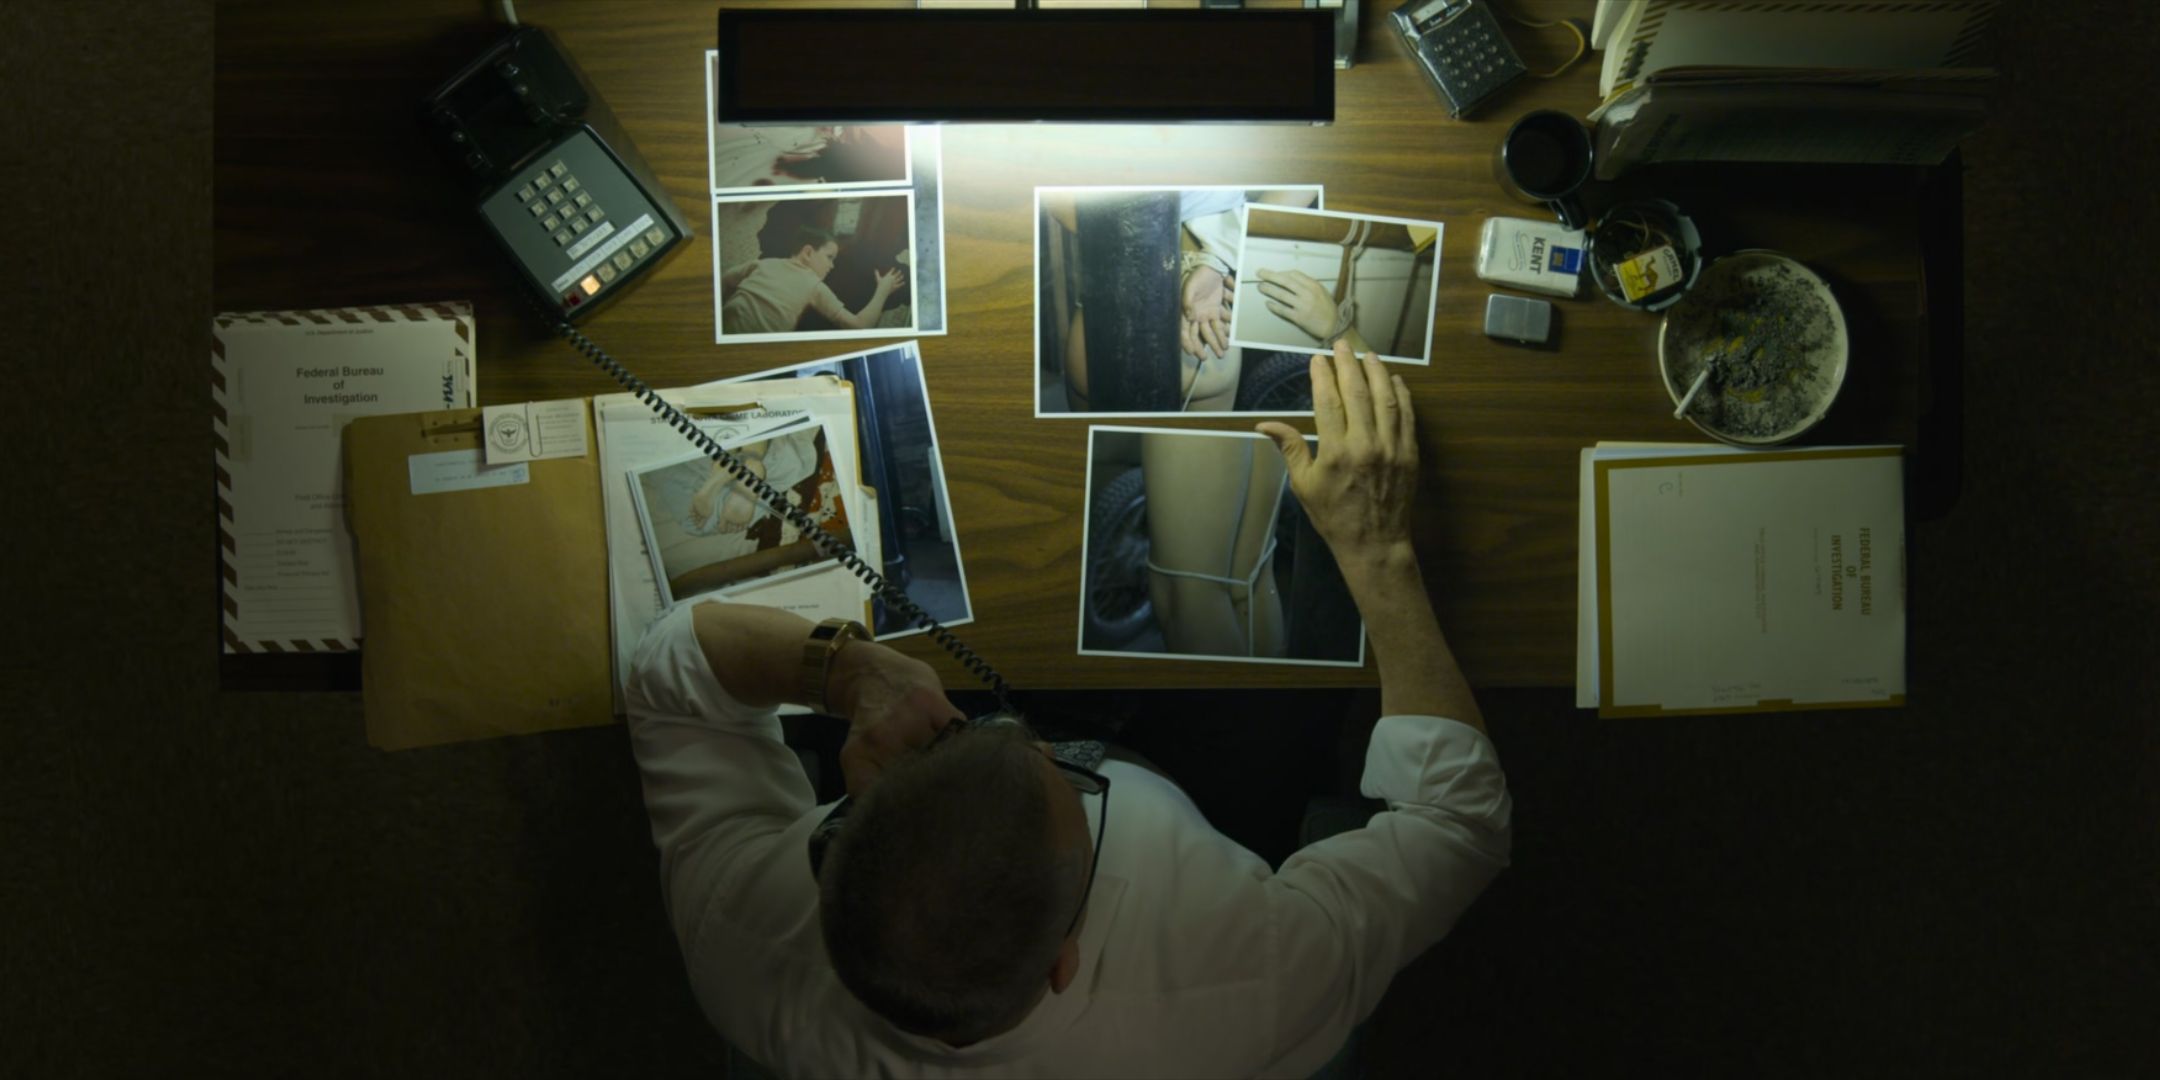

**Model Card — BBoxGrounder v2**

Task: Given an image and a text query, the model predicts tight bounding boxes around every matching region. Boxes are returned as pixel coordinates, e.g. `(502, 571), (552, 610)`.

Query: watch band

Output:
(800, 618), (870, 715)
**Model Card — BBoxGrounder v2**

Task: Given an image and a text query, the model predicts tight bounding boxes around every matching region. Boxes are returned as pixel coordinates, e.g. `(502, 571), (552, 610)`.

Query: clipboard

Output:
(343, 404), (613, 750)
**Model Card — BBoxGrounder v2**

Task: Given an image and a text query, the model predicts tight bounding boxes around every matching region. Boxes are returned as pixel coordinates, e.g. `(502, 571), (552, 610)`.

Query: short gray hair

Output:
(817, 723), (1086, 1044)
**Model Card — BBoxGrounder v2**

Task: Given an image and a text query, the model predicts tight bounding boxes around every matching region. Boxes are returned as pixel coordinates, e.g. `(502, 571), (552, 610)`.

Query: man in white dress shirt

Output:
(626, 342), (1511, 1078)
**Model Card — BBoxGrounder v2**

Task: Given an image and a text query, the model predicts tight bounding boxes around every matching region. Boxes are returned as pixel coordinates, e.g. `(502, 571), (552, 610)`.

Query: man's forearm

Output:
(1337, 542), (1483, 730)
(690, 602), (913, 724)
(691, 602), (817, 709)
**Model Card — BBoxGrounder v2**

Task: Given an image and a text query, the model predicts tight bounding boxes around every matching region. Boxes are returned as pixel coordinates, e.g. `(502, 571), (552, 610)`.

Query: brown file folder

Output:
(341, 380), (871, 750)
(342, 405), (612, 750)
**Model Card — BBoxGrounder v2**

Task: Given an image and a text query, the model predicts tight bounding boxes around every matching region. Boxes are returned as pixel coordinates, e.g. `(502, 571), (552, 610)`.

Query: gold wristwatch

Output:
(800, 618), (870, 715)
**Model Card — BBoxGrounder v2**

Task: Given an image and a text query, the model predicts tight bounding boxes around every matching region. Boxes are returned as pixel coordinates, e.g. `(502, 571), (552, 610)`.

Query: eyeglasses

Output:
(1052, 755), (1109, 942)
(808, 720), (1110, 944)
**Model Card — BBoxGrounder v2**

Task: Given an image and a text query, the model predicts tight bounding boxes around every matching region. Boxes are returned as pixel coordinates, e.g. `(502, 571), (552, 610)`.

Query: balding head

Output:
(817, 722), (1092, 1045)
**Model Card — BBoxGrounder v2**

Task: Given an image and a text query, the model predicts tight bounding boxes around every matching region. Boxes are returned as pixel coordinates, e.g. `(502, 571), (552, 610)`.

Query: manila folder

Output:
(343, 406), (612, 750)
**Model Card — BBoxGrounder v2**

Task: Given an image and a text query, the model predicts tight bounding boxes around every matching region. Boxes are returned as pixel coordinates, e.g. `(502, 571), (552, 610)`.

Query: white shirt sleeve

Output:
(1262, 715), (1513, 1073)
(624, 601), (818, 954)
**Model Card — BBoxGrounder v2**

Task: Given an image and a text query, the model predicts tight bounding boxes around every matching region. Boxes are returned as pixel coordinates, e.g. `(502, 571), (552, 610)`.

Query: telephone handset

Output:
(421, 26), (1016, 716)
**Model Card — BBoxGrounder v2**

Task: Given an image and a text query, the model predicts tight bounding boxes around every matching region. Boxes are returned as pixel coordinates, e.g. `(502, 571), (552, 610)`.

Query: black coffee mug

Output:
(1495, 110), (1594, 230)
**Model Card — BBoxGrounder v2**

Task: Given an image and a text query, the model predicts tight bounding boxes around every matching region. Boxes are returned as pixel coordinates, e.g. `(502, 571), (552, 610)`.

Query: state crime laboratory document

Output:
(1580, 445), (1906, 716)
(213, 304), (474, 652)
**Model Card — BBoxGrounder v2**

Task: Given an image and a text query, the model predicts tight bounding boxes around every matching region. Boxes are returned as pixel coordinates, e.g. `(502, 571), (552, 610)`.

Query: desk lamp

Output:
(715, 2), (1336, 125)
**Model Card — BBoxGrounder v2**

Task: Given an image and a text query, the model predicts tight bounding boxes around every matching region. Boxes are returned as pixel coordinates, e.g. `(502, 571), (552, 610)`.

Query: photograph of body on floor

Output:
(1080, 426), (1364, 665)
(1037, 186), (1326, 416)
(714, 191), (916, 343)
(705, 51), (947, 341)
(629, 423), (854, 609)
(1232, 205), (1442, 365)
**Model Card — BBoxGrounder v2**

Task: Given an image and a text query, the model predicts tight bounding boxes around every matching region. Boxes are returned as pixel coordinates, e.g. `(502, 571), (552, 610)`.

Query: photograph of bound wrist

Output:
(1231, 205), (1444, 366)
(1035, 185), (1327, 416)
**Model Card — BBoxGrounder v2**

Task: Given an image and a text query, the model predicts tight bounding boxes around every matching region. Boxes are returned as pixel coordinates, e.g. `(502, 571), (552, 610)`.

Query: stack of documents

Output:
(343, 376), (875, 749)
(1587, 0), (1997, 177)
(1576, 443), (1907, 717)
(595, 377), (878, 708)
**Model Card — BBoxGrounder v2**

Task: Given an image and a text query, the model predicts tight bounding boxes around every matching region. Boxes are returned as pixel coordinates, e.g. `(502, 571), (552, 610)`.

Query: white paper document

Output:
(1579, 444), (1906, 715)
(408, 449), (529, 496)
(212, 303), (475, 652)
(481, 399), (589, 464)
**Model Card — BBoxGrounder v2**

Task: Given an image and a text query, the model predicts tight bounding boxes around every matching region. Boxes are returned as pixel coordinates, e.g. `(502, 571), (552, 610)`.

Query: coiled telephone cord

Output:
(549, 315), (1017, 716)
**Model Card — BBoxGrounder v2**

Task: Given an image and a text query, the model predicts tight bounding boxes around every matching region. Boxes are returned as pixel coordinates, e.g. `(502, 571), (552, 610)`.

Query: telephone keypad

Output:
(520, 164), (618, 252)
(483, 133), (678, 311)
(1393, 0), (1527, 118)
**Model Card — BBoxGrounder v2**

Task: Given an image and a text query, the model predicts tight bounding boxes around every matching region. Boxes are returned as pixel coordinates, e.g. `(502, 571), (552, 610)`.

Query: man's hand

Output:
(1255, 268), (1344, 343)
(1255, 340), (1418, 571)
(1180, 266), (1233, 360)
(828, 641), (963, 796)
(1254, 343), (1479, 726)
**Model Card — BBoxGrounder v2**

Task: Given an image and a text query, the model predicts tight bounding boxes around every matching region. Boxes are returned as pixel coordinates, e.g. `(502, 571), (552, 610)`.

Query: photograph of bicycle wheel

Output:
(1078, 426), (1364, 665)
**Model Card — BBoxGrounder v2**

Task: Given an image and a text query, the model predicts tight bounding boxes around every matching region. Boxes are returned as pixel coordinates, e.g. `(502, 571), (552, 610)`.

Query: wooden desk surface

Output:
(215, 1), (1936, 689)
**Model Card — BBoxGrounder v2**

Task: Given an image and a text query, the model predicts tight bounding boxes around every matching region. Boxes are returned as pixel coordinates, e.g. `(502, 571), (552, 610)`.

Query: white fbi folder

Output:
(1578, 444), (1907, 716)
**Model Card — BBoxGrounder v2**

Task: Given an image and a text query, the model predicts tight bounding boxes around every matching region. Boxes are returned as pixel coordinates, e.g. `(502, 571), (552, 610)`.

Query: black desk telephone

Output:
(420, 26), (693, 322)
(420, 26), (1017, 715)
